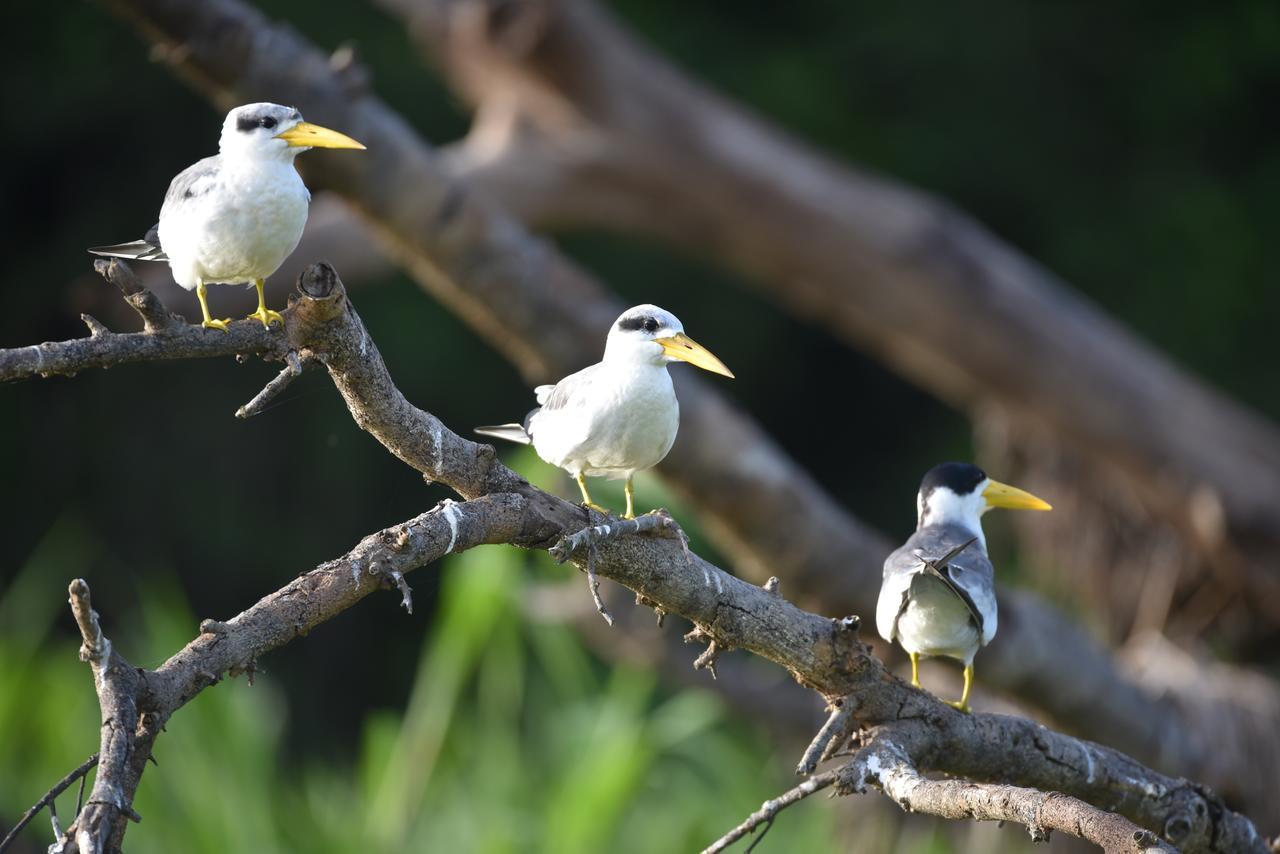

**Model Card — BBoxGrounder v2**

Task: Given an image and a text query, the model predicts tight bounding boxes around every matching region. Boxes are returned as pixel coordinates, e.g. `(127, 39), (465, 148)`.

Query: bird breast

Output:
(896, 575), (981, 663)
(532, 364), (678, 478)
(161, 163), (310, 288)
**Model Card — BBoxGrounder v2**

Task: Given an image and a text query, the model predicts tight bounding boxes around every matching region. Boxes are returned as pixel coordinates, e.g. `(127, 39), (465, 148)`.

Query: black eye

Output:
(261, 116), (278, 130)
(642, 317), (659, 333)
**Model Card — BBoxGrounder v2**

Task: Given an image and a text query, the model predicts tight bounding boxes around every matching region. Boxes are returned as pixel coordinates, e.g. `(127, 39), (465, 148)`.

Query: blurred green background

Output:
(2, 1), (1277, 851)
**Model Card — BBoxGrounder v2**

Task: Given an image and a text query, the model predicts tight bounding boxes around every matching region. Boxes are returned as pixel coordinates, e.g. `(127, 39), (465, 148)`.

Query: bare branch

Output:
(838, 739), (1175, 853)
(795, 699), (853, 776)
(65, 580), (144, 854)
(702, 770), (838, 854)
(236, 351), (309, 418)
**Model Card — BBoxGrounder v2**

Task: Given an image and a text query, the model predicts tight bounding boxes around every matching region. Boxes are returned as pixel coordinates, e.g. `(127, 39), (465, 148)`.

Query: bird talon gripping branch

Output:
(90, 103), (364, 329)
(476, 306), (733, 518)
(877, 463), (1051, 712)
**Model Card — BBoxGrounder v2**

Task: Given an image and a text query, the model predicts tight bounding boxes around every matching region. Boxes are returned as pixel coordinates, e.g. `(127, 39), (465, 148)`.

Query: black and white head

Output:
(603, 304), (734, 377)
(218, 103), (365, 162)
(916, 462), (1051, 534)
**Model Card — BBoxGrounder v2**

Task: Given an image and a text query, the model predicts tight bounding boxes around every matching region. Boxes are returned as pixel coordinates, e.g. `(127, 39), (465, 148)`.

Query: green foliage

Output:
(0, 541), (837, 853)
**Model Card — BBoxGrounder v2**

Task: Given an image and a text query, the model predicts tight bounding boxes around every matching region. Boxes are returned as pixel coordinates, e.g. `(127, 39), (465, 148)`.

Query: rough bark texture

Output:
(89, 0), (1280, 820)
(2, 263), (1267, 853)
(377, 0), (1280, 641)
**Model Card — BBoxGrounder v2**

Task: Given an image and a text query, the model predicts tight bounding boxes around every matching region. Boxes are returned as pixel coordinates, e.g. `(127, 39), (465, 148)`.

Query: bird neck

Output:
(917, 491), (987, 549)
(601, 339), (666, 371)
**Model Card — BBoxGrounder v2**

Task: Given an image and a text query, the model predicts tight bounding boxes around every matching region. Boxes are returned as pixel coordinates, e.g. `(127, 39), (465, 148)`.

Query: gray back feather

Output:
(878, 523), (997, 645)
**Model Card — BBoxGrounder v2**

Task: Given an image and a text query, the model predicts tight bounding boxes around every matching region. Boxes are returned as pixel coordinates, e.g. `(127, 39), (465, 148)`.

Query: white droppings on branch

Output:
(439, 498), (461, 554)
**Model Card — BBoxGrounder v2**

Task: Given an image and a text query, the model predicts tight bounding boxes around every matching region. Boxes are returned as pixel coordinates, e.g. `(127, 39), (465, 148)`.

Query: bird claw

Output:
(246, 307), (285, 329)
(201, 317), (232, 332)
(945, 698), (971, 714)
(582, 501), (611, 516)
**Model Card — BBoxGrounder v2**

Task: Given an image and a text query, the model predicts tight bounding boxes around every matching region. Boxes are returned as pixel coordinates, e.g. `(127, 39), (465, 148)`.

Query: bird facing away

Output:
(476, 305), (734, 519)
(90, 103), (365, 331)
(876, 462), (1051, 712)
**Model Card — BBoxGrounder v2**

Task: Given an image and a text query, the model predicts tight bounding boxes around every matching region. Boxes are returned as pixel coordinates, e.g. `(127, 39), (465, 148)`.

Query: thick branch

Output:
(91, 0), (1231, 794)
(65, 580), (144, 854)
(839, 740), (1173, 853)
(0, 260), (285, 383)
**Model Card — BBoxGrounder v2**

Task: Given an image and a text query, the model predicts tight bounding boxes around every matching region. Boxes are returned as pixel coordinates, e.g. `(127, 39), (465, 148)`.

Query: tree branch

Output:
(89, 0), (1256, 803)
(836, 739), (1174, 853)
(2, 261), (1267, 853)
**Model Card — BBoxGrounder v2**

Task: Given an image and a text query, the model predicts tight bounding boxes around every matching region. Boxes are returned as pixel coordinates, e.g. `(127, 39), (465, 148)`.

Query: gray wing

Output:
(526, 363), (605, 436)
(90, 157), (222, 260)
(159, 155), (221, 217)
(877, 526), (997, 646)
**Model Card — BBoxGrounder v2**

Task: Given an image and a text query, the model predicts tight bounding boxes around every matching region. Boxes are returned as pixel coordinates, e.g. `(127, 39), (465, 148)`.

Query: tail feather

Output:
(474, 423), (532, 445)
(88, 240), (167, 262)
(89, 224), (166, 261)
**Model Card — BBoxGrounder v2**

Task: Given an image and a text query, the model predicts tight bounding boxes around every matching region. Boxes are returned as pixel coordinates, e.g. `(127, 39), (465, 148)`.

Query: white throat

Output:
(917, 484), (989, 548)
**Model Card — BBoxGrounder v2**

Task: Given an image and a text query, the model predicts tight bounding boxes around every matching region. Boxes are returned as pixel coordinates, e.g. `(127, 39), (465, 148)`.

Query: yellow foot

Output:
(246, 307), (285, 329)
(945, 698), (972, 714)
(583, 501), (611, 515)
(201, 317), (232, 332)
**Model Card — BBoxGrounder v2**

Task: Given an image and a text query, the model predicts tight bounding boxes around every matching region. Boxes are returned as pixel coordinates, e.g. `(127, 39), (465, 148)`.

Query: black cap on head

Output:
(920, 462), (986, 497)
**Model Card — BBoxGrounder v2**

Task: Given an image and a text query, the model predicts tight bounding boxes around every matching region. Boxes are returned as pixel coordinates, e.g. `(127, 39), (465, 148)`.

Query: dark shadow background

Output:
(2, 0), (1277, 798)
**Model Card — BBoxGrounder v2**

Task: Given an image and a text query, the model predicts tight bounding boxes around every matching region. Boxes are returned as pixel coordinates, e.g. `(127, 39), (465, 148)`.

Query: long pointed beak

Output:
(275, 121), (366, 150)
(657, 333), (734, 378)
(982, 479), (1052, 511)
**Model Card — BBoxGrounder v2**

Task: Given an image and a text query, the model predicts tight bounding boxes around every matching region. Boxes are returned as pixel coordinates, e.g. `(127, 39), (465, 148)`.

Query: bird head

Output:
(218, 103), (365, 162)
(603, 305), (734, 377)
(916, 462), (1051, 533)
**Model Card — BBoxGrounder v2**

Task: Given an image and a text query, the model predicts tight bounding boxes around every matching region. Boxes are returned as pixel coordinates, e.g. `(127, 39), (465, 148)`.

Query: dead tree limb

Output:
(0, 261), (1267, 853)
(88, 0), (1275, 810)
(378, 0), (1280, 633)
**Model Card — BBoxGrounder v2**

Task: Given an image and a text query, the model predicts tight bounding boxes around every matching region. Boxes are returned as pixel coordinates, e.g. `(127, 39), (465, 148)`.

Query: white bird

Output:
(90, 103), (364, 331)
(476, 305), (734, 518)
(876, 462), (1051, 712)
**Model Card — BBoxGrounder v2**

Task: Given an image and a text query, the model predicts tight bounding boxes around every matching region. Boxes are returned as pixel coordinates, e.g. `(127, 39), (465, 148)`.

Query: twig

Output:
(702, 770), (838, 853)
(583, 543), (613, 626)
(0, 754), (99, 854)
(548, 512), (685, 563)
(795, 700), (853, 776)
(236, 351), (307, 418)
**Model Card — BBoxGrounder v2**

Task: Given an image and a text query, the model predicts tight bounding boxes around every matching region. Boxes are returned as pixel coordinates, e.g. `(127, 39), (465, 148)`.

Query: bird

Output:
(90, 103), (365, 331)
(476, 305), (734, 519)
(876, 462), (1051, 712)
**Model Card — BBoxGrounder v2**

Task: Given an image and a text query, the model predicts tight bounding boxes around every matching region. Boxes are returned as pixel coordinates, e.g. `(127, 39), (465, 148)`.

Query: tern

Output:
(90, 103), (364, 331)
(476, 305), (734, 518)
(876, 462), (1051, 712)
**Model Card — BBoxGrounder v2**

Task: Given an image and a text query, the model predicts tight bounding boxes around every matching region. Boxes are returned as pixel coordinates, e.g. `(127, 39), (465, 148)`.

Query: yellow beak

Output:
(982, 479), (1052, 511)
(657, 333), (734, 378)
(275, 121), (366, 150)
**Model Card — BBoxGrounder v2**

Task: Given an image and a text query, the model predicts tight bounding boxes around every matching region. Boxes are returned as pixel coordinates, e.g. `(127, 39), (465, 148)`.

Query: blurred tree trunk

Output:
(383, 0), (1280, 650)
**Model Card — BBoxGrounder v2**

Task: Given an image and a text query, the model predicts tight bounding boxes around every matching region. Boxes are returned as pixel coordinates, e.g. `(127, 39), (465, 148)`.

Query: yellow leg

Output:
(623, 476), (636, 519)
(196, 281), (230, 332)
(245, 279), (284, 329)
(910, 652), (921, 688)
(574, 473), (610, 514)
(946, 664), (974, 713)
